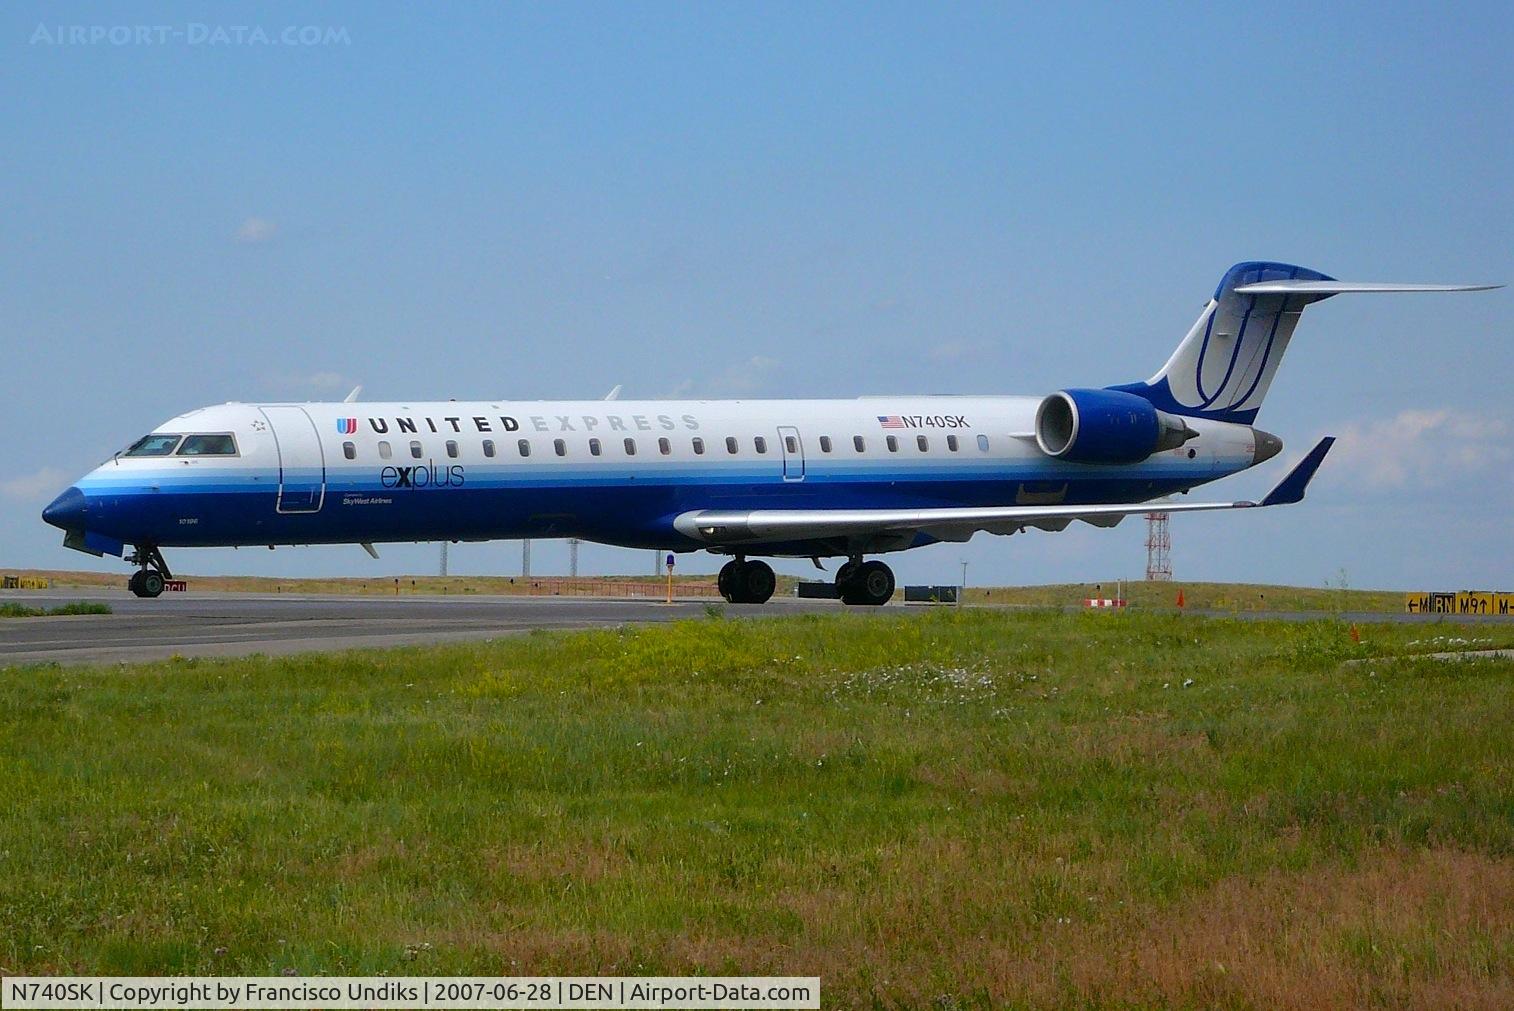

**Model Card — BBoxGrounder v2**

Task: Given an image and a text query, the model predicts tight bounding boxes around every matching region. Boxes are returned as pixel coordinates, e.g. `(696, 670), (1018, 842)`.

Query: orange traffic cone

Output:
(1176, 589), (1185, 609)
(1350, 624), (1361, 643)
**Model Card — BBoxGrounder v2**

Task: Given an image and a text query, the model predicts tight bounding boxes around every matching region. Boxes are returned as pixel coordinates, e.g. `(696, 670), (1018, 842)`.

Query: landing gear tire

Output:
(719, 559), (776, 604)
(838, 559), (894, 606)
(130, 569), (166, 598)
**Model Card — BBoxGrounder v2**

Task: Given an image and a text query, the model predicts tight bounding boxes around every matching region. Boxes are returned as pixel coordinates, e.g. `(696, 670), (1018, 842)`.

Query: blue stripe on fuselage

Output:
(73, 463), (1231, 550)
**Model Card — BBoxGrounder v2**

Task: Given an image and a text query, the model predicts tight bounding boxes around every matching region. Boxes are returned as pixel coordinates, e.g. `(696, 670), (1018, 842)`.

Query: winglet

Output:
(1260, 437), (1335, 507)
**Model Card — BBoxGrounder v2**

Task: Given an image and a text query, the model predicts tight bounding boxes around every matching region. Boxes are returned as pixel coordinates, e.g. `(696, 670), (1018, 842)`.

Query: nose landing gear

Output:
(836, 557), (894, 606)
(126, 546), (173, 599)
(718, 557), (777, 604)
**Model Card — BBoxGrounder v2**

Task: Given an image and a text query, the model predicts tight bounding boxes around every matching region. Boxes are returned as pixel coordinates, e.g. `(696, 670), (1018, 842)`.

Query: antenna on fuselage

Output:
(604, 385), (622, 401)
(344, 385), (363, 403)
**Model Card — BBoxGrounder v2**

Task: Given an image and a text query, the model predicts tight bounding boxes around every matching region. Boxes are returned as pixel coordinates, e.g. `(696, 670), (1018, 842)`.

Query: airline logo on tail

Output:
(1112, 261), (1499, 425)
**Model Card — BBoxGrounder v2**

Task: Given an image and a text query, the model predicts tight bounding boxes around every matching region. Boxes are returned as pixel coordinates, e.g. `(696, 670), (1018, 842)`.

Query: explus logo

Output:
(380, 461), (466, 489)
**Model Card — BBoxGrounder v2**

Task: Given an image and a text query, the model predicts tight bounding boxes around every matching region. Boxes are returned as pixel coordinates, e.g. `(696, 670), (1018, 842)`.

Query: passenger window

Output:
(917, 435), (929, 452)
(754, 436), (767, 454)
(623, 437), (637, 456)
(446, 440), (459, 459)
(554, 439), (566, 457)
(725, 437), (738, 454)
(819, 436), (832, 453)
(784, 435), (798, 454)
(589, 438), (602, 456)
(853, 435), (865, 453)
(518, 439), (531, 457)
(886, 435), (898, 452)
(343, 441), (356, 460)
(692, 437), (705, 455)
(482, 439), (495, 458)
(410, 441), (423, 459)
(176, 434), (237, 456)
(379, 440), (392, 460)
(658, 437), (671, 455)
(977, 434), (990, 452)
(946, 434), (959, 452)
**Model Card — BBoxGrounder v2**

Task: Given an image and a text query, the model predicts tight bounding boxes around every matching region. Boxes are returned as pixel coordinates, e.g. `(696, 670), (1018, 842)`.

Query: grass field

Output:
(5, 568), (1424, 612)
(2, 610), (1511, 1007)
(0, 601), (111, 618)
(967, 580), (1407, 613)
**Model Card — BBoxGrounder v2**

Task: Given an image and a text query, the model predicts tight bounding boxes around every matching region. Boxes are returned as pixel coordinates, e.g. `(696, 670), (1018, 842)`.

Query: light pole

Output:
(960, 560), (968, 606)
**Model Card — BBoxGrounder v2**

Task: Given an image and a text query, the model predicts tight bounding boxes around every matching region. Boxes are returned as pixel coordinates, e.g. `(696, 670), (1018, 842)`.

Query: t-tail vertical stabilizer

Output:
(1110, 261), (1499, 425)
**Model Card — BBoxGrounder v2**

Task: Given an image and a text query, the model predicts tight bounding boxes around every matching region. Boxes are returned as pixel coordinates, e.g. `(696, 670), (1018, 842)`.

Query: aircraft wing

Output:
(674, 438), (1334, 547)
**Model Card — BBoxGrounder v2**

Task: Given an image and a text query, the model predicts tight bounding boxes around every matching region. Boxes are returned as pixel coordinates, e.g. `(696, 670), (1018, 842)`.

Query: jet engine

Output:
(1034, 388), (1195, 464)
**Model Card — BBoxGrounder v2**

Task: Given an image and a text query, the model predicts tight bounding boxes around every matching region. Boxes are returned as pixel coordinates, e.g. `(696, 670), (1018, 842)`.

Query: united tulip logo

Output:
(337, 417), (358, 434)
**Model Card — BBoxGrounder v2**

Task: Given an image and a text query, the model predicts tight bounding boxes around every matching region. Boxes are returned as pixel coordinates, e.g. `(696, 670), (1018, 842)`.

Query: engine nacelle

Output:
(1034, 388), (1194, 464)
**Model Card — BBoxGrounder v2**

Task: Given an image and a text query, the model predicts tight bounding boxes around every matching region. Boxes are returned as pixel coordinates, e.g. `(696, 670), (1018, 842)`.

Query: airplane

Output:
(42, 261), (1497, 602)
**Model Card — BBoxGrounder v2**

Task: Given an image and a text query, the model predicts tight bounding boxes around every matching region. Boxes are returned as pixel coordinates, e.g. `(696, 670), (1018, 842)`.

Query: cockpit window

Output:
(176, 434), (238, 456)
(123, 434), (182, 457)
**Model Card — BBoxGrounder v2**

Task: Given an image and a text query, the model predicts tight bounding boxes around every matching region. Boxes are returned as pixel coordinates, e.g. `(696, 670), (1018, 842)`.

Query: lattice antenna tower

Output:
(1145, 512), (1172, 581)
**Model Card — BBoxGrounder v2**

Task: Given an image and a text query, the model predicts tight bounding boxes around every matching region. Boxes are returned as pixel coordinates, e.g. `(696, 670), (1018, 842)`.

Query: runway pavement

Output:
(0, 587), (1506, 667)
(0, 588), (836, 666)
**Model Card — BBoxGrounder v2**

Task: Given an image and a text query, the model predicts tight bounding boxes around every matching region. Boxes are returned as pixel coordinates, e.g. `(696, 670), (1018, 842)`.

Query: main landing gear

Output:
(718, 557), (777, 604)
(835, 557), (895, 606)
(126, 546), (172, 599)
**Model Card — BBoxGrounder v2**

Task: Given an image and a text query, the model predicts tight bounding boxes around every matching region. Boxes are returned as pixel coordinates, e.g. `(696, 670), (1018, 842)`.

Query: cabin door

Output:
(777, 425), (805, 482)
(260, 406), (327, 513)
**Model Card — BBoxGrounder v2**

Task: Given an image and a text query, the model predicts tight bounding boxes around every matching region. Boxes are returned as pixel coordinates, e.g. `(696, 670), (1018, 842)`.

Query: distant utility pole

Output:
(1145, 512), (1172, 581)
(439, 541), (448, 577)
(652, 549), (661, 576)
(568, 538), (580, 578)
(522, 539), (532, 578)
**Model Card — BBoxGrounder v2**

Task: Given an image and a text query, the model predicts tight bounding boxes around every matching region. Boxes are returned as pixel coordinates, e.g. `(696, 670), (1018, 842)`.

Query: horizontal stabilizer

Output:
(1234, 280), (1501, 295)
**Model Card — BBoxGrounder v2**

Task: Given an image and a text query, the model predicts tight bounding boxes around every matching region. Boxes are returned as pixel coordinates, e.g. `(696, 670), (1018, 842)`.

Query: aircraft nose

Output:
(1252, 429), (1284, 465)
(41, 486), (86, 530)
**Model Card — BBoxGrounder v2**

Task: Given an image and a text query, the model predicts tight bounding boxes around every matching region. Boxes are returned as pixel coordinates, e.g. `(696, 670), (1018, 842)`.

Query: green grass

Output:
(0, 601), (112, 618)
(967, 579), (1408, 613)
(2, 610), (1511, 1006)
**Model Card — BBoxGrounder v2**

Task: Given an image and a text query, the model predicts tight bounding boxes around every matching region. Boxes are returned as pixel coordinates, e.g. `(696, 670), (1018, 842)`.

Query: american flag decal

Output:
(877, 415), (905, 429)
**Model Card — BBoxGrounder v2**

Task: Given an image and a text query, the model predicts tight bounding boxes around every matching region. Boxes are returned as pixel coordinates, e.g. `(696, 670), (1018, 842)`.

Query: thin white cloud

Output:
(1332, 408), (1511, 488)
(927, 339), (988, 364)
(235, 217), (278, 243)
(0, 466), (67, 502)
(669, 355), (781, 398)
(270, 371), (354, 394)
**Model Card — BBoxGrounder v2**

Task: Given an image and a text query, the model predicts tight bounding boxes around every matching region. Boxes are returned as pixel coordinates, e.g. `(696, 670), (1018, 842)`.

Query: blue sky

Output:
(2, 3), (1509, 589)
